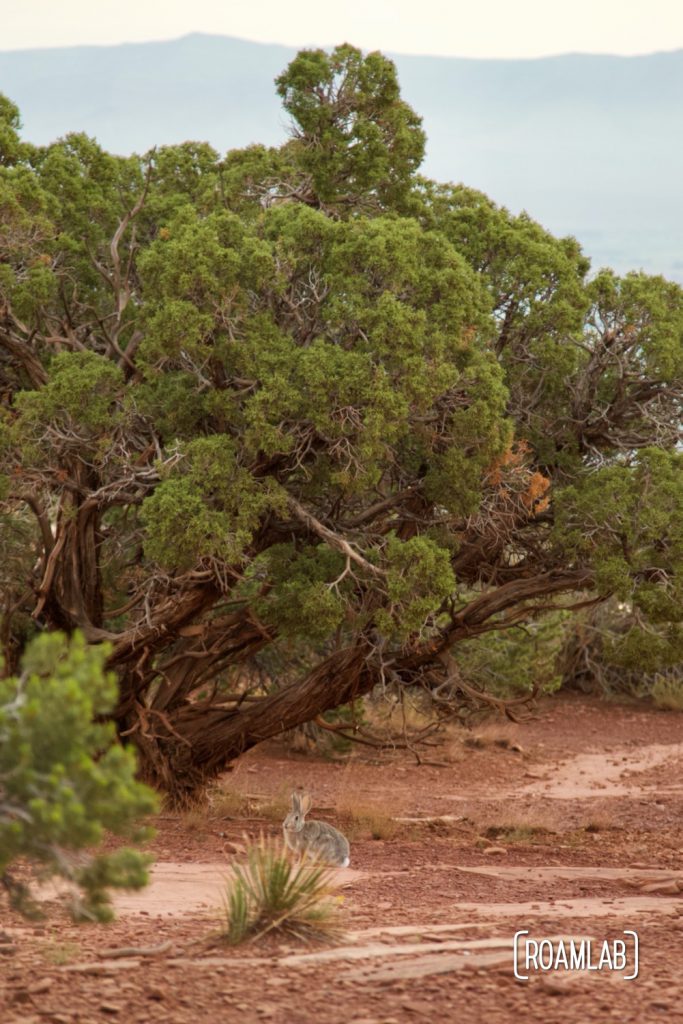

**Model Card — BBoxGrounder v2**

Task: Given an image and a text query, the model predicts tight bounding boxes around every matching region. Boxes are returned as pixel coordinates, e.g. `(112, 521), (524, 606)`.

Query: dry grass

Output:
(473, 806), (559, 844)
(343, 806), (400, 842)
(180, 806), (211, 833)
(651, 677), (683, 712)
(210, 789), (252, 819)
(334, 784), (402, 841)
(436, 724), (468, 764)
(207, 784), (291, 825)
(254, 790), (292, 823)
(580, 808), (617, 833)
(41, 938), (82, 965)
(464, 721), (524, 752)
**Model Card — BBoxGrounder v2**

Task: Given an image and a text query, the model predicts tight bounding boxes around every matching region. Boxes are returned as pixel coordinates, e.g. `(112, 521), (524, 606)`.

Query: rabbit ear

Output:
(300, 792), (312, 815)
(291, 792), (301, 813)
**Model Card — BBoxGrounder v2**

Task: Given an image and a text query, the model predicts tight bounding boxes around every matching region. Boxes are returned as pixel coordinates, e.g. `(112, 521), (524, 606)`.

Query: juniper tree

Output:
(0, 45), (681, 803)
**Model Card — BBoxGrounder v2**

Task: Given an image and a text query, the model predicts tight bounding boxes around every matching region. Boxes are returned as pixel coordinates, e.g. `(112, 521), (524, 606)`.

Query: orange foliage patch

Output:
(486, 441), (551, 515)
(521, 470), (551, 514)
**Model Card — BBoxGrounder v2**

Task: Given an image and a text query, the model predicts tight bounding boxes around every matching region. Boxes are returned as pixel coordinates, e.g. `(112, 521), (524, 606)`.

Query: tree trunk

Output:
(126, 642), (376, 805)
(112, 568), (595, 806)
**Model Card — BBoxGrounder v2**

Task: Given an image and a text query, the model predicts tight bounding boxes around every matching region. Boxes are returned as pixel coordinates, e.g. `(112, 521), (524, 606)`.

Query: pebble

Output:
(28, 978), (52, 994)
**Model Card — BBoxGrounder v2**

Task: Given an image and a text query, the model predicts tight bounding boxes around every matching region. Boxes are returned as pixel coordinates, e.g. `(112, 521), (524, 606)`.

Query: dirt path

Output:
(2, 694), (682, 1023)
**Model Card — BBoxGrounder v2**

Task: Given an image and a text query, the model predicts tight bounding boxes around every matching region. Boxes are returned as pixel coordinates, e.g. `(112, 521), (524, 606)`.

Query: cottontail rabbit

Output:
(283, 791), (350, 867)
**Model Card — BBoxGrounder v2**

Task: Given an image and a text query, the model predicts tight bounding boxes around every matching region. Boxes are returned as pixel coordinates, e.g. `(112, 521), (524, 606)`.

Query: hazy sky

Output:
(3, 0), (683, 57)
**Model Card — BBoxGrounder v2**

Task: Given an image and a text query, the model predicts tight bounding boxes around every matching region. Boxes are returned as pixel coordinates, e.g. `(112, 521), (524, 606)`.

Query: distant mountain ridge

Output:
(1, 34), (681, 281)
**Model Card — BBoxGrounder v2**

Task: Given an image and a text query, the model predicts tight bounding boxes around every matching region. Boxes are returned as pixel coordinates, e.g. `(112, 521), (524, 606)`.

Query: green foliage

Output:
(276, 44), (425, 210)
(454, 612), (569, 697)
(253, 544), (347, 642)
(558, 599), (683, 700)
(222, 837), (343, 944)
(141, 435), (287, 570)
(554, 449), (683, 612)
(0, 43), (682, 798)
(0, 94), (26, 167)
(376, 535), (456, 641)
(0, 632), (157, 921)
(588, 269), (683, 380)
(604, 623), (683, 675)
(16, 351), (124, 437)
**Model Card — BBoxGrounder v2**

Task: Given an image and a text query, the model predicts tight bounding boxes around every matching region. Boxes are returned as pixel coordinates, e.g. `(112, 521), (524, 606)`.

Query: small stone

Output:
(28, 978), (53, 994)
(539, 976), (574, 996)
(640, 880), (680, 894)
(482, 846), (508, 856)
(99, 1004), (122, 1015)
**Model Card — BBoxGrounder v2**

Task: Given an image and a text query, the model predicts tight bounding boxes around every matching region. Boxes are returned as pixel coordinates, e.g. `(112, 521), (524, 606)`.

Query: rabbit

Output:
(283, 791), (350, 867)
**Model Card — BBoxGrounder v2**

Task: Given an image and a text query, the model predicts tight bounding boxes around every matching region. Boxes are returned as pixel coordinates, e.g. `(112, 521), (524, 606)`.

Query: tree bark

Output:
(113, 568), (594, 806)
(126, 641), (376, 804)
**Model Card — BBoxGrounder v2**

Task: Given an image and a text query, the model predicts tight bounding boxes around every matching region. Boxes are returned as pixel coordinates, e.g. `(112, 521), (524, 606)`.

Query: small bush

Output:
(222, 837), (344, 945)
(454, 612), (568, 698)
(342, 805), (399, 841)
(0, 631), (158, 921)
(650, 675), (683, 711)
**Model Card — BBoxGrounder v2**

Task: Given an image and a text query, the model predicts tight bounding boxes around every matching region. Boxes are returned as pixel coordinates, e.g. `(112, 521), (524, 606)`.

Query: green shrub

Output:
(454, 611), (568, 698)
(222, 837), (344, 944)
(0, 631), (158, 921)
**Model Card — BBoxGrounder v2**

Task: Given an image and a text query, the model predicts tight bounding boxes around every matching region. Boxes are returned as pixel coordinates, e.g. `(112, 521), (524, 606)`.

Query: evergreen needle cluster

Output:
(0, 631), (157, 921)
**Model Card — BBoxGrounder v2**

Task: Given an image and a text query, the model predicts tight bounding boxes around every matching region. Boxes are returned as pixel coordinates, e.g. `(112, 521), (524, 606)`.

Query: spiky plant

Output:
(222, 837), (344, 945)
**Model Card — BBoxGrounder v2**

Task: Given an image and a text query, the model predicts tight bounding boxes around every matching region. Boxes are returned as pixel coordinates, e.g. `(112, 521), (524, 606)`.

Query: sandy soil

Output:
(2, 693), (682, 1023)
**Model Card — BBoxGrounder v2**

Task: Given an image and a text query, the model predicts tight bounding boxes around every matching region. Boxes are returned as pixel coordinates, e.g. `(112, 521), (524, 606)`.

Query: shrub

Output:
(0, 631), (158, 921)
(222, 837), (344, 944)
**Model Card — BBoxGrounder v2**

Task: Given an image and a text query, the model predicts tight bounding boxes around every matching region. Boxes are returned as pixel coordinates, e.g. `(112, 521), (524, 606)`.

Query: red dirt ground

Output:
(2, 693), (683, 1023)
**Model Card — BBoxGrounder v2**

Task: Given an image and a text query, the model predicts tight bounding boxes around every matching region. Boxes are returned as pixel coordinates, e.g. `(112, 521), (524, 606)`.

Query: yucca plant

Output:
(222, 837), (345, 945)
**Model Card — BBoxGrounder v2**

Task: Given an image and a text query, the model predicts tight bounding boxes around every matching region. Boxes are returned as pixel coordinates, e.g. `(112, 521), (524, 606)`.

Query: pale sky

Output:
(2, 0), (683, 58)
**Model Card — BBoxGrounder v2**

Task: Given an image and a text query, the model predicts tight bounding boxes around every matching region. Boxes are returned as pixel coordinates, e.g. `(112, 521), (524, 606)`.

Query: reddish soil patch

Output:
(2, 694), (682, 1023)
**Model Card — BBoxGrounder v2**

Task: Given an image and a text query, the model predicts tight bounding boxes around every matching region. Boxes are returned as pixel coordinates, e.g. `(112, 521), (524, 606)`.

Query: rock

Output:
(28, 978), (53, 994)
(639, 880), (680, 894)
(539, 976), (575, 996)
(482, 846), (508, 856)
